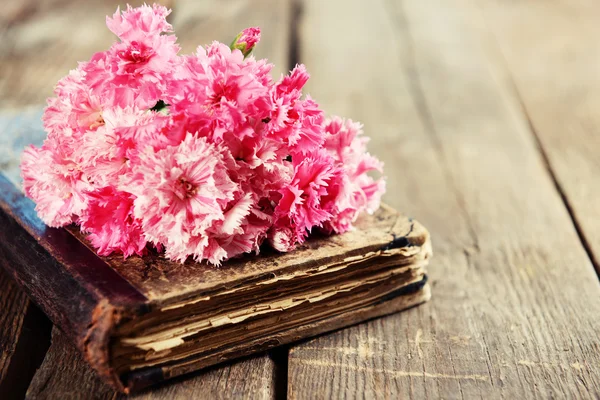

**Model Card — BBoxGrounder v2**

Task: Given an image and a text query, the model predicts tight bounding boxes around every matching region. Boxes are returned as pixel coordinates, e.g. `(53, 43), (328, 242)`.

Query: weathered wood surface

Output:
(476, 0), (600, 273)
(3, 0), (600, 398)
(288, 0), (600, 398)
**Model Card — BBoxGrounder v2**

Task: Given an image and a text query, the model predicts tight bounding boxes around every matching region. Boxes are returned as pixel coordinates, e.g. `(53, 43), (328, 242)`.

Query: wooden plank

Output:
(288, 0), (600, 398)
(475, 0), (600, 273)
(13, 0), (291, 397)
(26, 327), (276, 400)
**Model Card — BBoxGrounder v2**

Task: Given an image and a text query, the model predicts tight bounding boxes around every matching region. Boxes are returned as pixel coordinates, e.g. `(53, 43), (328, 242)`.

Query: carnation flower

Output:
(322, 117), (386, 233)
(268, 222), (296, 252)
(126, 134), (237, 262)
(266, 65), (324, 154)
(20, 4), (386, 265)
(273, 150), (344, 244)
(79, 187), (146, 257)
(106, 4), (173, 43)
(21, 145), (91, 227)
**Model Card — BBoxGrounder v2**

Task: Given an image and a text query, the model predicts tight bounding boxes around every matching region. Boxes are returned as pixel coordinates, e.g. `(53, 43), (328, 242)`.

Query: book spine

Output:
(0, 174), (145, 392)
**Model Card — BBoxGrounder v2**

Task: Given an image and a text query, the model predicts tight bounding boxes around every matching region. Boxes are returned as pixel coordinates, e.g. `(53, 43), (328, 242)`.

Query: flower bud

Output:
(230, 27), (261, 58)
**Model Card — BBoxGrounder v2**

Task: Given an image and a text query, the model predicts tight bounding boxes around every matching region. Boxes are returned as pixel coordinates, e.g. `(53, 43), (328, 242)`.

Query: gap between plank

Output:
(287, 0), (303, 70)
(269, 346), (289, 400)
(272, 1), (304, 397)
(1, 302), (52, 399)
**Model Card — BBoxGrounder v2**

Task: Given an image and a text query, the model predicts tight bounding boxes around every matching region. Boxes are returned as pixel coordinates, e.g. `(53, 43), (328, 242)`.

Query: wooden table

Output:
(2, 0), (600, 398)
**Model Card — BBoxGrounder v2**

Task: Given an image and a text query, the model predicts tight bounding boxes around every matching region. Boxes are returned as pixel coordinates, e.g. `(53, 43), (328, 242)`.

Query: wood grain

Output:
(288, 0), (600, 398)
(26, 327), (277, 400)
(475, 0), (600, 274)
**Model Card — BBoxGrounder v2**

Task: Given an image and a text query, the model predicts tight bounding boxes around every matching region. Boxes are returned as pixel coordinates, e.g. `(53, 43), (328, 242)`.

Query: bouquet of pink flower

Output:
(20, 4), (385, 265)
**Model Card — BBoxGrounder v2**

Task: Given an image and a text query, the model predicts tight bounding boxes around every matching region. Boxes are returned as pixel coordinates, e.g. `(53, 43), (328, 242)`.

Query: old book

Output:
(0, 173), (431, 393)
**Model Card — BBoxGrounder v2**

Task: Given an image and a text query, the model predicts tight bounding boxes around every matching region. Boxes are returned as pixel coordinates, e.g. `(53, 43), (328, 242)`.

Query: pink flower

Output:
(106, 4), (173, 42)
(268, 222), (296, 252)
(201, 192), (258, 264)
(42, 68), (106, 138)
(322, 117), (386, 233)
(82, 5), (181, 110)
(76, 106), (172, 191)
(126, 134), (238, 262)
(79, 187), (146, 257)
(273, 150), (344, 244)
(265, 65), (324, 153)
(21, 145), (91, 227)
(111, 35), (180, 78)
(169, 42), (271, 144)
